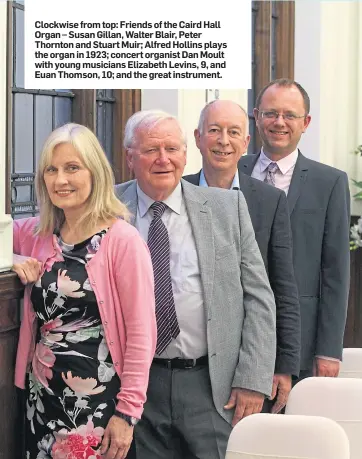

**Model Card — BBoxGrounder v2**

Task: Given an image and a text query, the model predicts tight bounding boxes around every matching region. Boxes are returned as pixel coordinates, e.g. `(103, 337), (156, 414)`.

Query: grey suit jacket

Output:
(183, 171), (301, 377)
(239, 152), (350, 370)
(115, 179), (276, 424)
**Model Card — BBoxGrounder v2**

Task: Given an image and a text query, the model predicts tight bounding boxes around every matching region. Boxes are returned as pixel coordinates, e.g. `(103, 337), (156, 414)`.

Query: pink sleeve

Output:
(13, 219), (21, 254)
(114, 232), (156, 417)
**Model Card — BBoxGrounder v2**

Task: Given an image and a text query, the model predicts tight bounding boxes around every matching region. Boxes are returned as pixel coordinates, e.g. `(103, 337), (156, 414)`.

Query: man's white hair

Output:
(124, 109), (187, 149)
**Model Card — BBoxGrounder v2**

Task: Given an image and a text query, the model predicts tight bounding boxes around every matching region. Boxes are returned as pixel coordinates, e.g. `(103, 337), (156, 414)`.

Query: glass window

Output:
(10, 2), (73, 218)
(96, 89), (115, 162)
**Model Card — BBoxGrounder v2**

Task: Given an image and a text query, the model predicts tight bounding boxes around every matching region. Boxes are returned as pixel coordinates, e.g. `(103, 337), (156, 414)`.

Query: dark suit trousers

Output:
(134, 362), (231, 459)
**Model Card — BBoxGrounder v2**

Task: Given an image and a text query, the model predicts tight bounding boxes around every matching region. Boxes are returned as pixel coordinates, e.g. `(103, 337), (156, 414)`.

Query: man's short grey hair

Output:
(197, 100), (250, 136)
(124, 109), (187, 149)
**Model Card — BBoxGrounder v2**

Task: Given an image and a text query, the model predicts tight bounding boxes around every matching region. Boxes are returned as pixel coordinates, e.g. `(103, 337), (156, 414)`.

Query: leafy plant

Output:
(351, 179), (362, 200)
(350, 145), (362, 250)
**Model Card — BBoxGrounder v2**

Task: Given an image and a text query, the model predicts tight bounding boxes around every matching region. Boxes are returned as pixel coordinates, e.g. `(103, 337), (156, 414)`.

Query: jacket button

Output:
(100, 300), (104, 304)
(110, 341), (114, 345)
(104, 321), (108, 326)
(115, 362), (119, 366)
(92, 281), (96, 285)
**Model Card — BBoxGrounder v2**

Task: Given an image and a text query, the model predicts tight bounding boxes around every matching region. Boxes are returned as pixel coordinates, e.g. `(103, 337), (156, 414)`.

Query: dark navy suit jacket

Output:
(183, 170), (301, 376)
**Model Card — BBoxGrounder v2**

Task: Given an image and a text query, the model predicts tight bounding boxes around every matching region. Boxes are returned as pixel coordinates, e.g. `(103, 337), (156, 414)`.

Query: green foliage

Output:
(350, 146), (362, 249)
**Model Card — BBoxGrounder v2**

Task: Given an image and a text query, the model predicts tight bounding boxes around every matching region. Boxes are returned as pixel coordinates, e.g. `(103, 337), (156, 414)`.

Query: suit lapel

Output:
(183, 171), (201, 186)
(238, 169), (262, 228)
(182, 180), (215, 319)
(287, 152), (309, 215)
(240, 153), (260, 176)
(119, 182), (138, 226)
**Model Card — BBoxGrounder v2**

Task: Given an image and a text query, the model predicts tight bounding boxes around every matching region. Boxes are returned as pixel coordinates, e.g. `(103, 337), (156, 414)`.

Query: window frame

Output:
(5, 1), (140, 216)
(249, 0), (295, 153)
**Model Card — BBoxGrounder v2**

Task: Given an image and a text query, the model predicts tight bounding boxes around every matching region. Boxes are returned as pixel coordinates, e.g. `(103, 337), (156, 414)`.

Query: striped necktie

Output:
(147, 201), (180, 354)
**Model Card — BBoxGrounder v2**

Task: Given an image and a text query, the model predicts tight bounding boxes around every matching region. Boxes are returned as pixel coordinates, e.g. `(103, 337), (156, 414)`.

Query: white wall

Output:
(294, 0), (321, 162)
(142, 88), (248, 175)
(295, 0), (362, 216)
(0, 0), (13, 272)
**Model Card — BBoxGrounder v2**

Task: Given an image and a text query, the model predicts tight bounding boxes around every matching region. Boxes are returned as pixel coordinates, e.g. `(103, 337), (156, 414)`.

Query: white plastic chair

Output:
(286, 377), (362, 459)
(225, 413), (349, 459)
(339, 348), (362, 378)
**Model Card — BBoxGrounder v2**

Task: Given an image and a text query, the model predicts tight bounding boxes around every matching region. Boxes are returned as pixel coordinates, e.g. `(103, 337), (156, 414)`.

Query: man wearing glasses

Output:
(239, 78), (351, 382)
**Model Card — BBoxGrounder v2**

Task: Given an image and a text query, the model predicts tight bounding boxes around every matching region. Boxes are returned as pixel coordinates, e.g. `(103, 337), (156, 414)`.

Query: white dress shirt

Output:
(251, 148), (299, 195)
(135, 183), (207, 359)
(199, 168), (240, 190)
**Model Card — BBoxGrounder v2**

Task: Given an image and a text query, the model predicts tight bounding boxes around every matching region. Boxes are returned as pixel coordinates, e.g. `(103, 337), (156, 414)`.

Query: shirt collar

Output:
(136, 182), (182, 218)
(260, 148), (299, 175)
(199, 169), (240, 190)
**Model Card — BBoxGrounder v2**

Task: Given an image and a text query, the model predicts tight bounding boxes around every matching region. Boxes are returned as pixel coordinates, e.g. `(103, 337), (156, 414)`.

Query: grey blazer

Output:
(183, 170), (301, 377)
(115, 179), (276, 424)
(239, 152), (350, 370)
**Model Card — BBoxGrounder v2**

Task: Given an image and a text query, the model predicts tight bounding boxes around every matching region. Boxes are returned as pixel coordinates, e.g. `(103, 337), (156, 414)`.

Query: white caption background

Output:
(24, 0), (251, 89)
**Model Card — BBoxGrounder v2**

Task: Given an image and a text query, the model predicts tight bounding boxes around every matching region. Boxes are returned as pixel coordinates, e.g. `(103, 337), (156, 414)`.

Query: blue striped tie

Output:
(148, 201), (180, 354)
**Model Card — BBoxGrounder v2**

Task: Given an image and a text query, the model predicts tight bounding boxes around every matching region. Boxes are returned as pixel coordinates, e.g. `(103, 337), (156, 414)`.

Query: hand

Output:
(313, 357), (340, 377)
(12, 255), (42, 285)
(100, 415), (134, 459)
(269, 374), (292, 414)
(224, 388), (265, 426)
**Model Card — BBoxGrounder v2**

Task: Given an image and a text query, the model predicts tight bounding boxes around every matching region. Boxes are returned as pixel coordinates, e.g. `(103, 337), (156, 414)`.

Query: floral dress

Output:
(25, 230), (121, 459)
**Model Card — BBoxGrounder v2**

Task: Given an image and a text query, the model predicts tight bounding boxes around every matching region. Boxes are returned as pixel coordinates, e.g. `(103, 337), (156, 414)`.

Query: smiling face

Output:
(194, 100), (250, 174)
(43, 143), (92, 217)
(254, 84), (311, 159)
(126, 119), (187, 201)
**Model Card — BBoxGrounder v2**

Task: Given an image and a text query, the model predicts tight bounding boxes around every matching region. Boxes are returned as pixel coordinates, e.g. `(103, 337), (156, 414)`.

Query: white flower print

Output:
(57, 270), (85, 298)
(83, 278), (93, 291)
(36, 433), (55, 459)
(62, 371), (106, 396)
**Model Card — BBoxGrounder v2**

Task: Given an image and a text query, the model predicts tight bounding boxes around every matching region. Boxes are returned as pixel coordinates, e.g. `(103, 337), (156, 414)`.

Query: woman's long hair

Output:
(35, 123), (130, 235)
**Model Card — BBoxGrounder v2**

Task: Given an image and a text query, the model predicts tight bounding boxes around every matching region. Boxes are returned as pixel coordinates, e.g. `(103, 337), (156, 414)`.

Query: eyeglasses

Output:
(256, 110), (306, 121)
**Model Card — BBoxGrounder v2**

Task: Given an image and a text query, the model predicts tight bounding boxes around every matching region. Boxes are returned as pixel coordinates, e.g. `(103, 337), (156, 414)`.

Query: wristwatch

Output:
(114, 411), (139, 426)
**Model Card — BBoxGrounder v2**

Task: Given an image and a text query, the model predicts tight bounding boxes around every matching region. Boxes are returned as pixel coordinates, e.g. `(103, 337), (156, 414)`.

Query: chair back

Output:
(286, 377), (362, 459)
(339, 348), (362, 378)
(225, 413), (349, 459)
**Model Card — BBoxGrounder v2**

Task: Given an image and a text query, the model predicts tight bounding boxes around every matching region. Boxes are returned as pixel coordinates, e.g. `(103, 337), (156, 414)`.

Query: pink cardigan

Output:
(13, 217), (156, 419)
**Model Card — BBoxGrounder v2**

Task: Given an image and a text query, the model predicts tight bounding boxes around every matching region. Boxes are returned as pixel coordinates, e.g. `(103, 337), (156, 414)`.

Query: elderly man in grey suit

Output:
(184, 100), (300, 414)
(115, 109), (276, 459)
(239, 78), (350, 381)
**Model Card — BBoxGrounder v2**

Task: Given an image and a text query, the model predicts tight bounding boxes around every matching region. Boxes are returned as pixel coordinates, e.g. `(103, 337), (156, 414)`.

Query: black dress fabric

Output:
(25, 230), (125, 459)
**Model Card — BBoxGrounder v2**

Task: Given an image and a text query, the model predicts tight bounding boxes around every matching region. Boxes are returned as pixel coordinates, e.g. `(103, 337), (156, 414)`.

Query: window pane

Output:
(55, 97), (72, 128)
(16, 185), (32, 203)
(35, 95), (53, 162)
(105, 101), (113, 161)
(96, 89), (114, 161)
(15, 7), (25, 88)
(14, 213), (33, 220)
(248, 119), (256, 154)
(14, 93), (33, 173)
(96, 101), (105, 150)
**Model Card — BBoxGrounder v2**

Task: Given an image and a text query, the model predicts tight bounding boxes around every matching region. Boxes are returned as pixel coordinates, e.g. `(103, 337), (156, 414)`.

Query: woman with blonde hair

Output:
(12, 123), (156, 459)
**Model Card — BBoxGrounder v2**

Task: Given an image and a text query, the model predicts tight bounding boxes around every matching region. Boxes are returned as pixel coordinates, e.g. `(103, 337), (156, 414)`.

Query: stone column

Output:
(0, 3), (23, 459)
(0, 0), (12, 272)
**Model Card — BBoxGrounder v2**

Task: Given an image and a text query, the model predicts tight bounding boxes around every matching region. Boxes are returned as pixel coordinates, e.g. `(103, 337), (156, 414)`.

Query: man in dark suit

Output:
(184, 99), (300, 413)
(239, 78), (351, 379)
